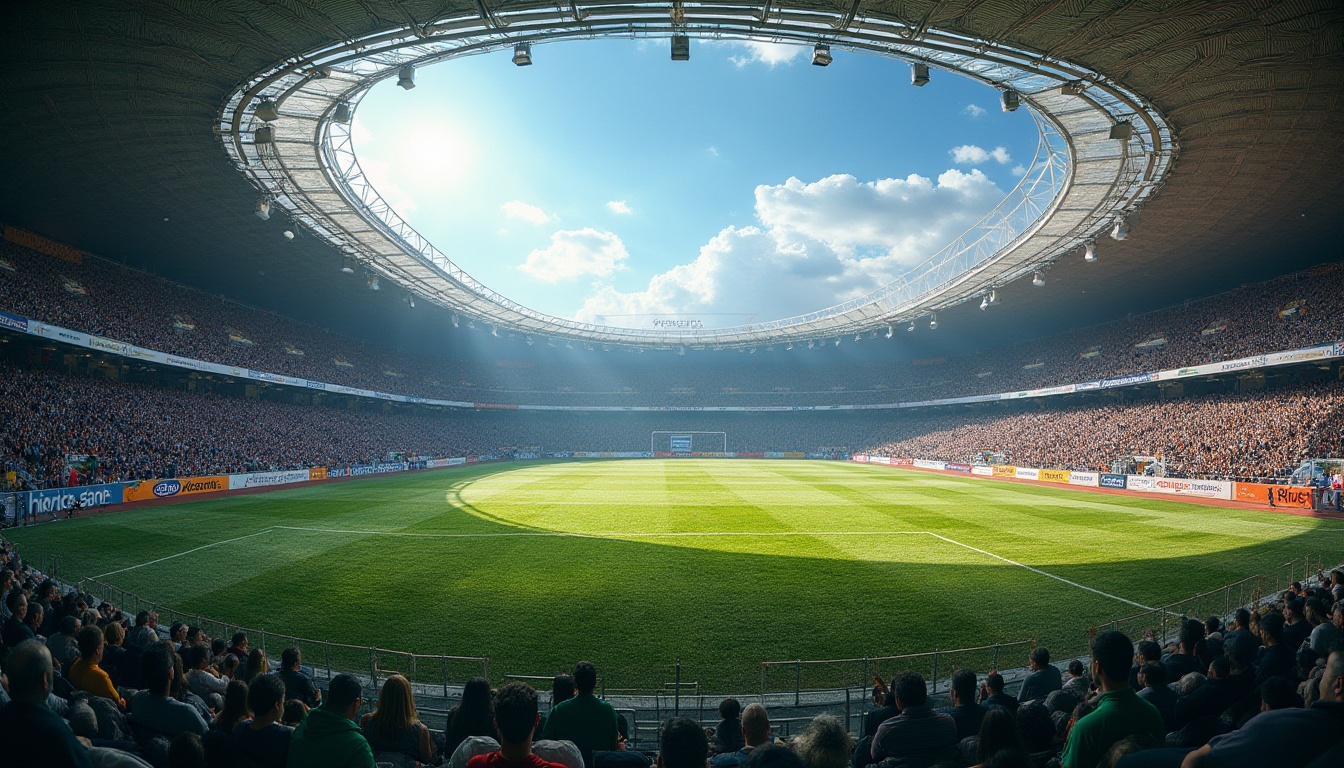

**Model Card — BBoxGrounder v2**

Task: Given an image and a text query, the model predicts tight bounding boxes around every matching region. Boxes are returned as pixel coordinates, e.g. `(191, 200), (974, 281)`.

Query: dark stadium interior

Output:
(3, 2), (1344, 768)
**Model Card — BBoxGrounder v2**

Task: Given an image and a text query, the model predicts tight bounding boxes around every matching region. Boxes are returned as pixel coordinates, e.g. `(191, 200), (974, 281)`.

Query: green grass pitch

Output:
(6, 459), (1338, 691)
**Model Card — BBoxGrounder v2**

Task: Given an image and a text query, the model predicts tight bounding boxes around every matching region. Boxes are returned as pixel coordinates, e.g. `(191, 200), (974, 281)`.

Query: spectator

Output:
(1255, 612), (1294, 684)
(125, 611), (157, 651)
(971, 706), (1027, 768)
(234, 673), (292, 768)
(657, 717), (709, 768)
(67, 624), (125, 708)
(1059, 631), (1163, 768)
(1019, 647), (1061, 703)
(447, 677), (500, 757)
(278, 647), (320, 706)
(939, 668), (987, 741)
(536, 673), (574, 739)
(540, 661), (620, 768)
(1129, 640), (1163, 690)
(1307, 598), (1340, 656)
(711, 703), (771, 768)
(101, 621), (131, 687)
(1164, 620), (1204, 682)
(979, 672), (1018, 714)
(467, 681), (567, 768)
(46, 614), (81, 672)
(224, 632), (248, 662)
(168, 733), (206, 768)
(1135, 662), (1175, 733)
(1062, 659), (1090, 700)
(871, 670), (957, 766)
(360, 673), (434, 765)
(184, 642), (228, 705)
(862, 684), (898, 740)
(0, 640), (93, 768)
(287, 672), (374, 768)
(212, 679), (251, 734)
(792, 714), (851, 768)
(240, 648), (269, 684)
(710, 697), (745, 754)
(129, 641), (208, 739)
(2, 589), (36, 650)
(1283, 599), (1311, 652)
(281, 699), (309, 728)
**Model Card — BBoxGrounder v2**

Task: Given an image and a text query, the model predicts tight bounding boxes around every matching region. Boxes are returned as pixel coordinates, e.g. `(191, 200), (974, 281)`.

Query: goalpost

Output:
(651, 431), (728, 454)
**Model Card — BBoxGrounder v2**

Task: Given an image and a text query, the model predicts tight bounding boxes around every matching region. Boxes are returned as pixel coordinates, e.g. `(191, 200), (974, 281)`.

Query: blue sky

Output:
(354, 39), (1037, 329)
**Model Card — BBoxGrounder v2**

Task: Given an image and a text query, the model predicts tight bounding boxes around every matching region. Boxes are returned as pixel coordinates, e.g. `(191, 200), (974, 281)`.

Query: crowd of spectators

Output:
(3, 535), (1342, 767)
(2, 240), (1342, 408)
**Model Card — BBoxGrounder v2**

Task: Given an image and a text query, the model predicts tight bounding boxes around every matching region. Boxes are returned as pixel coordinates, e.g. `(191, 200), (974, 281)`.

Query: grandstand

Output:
(2, 2), (1344, 768)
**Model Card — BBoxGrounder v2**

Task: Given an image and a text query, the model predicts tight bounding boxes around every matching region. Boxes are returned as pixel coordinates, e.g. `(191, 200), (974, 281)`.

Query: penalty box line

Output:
(274, 526), (1151, 610)
(91, 528), (276, 580)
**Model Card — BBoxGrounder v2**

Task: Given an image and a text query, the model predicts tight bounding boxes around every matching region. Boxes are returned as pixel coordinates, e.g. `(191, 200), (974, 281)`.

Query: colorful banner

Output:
(1128, 476), (1233, 500)
(1233, 483), (1314, 509)
(1038, 469), (1071, 483)
(992, 465), (1017, 478)
(22, 483), (123, 517)
(1100, 474), (1128, 489)
(124, 475), (228, 502)
(945, 462), (973, 473)
(0, 309), (28, 333)
(308, 467), (328, 481)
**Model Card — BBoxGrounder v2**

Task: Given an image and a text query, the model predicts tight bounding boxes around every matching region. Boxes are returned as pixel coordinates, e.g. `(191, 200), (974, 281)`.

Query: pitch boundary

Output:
(90, 528), (275, 580)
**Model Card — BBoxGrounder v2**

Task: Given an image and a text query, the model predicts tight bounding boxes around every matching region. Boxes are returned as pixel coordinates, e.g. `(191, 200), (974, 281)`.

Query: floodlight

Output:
(491, 326), (499, 337)
(253, 125), (274, 144)
(907, 321), (915, 332)
(566, 341), (574, 349)
(340, 259), (354, 274)
(786, 342), (794, 350)
(1109, 121), (1132, 140)
(1001, 90), (1019, 112)
(885, 325), (893, 338)
(929, 314), (938, 330)
(1032, 271), (1045, 287)
(807, 340), (815, 349)
(1060, 80), (1086, 95)
(282, 230), (294, 240)
(408, 296), (416, 308)
(749, 347), (757, 354)
(1084, 241), (1097, 262)
(513, 43), (533, 67)
(834, 338), (841, 346)
(812, 44), (832, 67)
(333, 102), (351, 123)
(397, 63), (416, 90)
(854, 333), (861, 342)
(980, 296), (989, 310)
(254, 99), (279, 122)
(989, 290), (997, 304)
(451, 313), (459, 327)
(1111, 218), (1129, 240)
(254, 197), (271, 220)
(671, 35), (690, 61)
(911, 62), (930, 86)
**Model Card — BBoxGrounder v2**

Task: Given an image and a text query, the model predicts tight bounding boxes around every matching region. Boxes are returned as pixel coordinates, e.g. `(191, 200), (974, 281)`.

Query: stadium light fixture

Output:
(1032, 271), (1045, 287)
(254, 197), (271, 220)
(834, 338), (841, 346)
(253, 125), (274, 144)
(907, 321), (916, 332)
(671, 35), (690, 61)
(340, 259), (354, 274)
(812, 44), (832, 67)
(491, 326), (499, 337)
(1060, 80), (1086, 95)
(928, 314), (938, 330)
(807, 340), (815, 349)
(1109, 121), (1133, 140)
(282, 230), (294, 240)
(451, 313), (459, 327)
(408, 296), (416, 308)
(1111, 218), (1129, 240)
(989, 289), (998, 304)
(513, 43), (533, 66)
(749, 347), (757, 354)
(1084, 241), (1097, 262)
(786, 342), (793, 350)
(254, 99), (279, 122)
(397, 64), (416, 90)
(467, 320), (475, 329)
(333, 102), (351, 123)
(525, 336), (534, 345)
(566, 340), (574, 349)
(911, 62), (930, 86)
(885, 325), (893, 338)
(980, 296), (989, 310)
(854, 333), (861, 342)
(1001, 90), (1019, 112)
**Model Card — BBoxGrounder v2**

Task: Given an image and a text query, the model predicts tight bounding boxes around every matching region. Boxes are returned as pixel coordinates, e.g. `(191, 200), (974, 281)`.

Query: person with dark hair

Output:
(1163, 620), (1204, 682)
(1283, 599), (1311, 652)
(741, 745), (803, 768)
(972, 706), (1026, 768)
(1059, 631), (1163, 768)
(287, 672), (374, 768)
(361, 673), (434, 764)
(130, 641), (209, 738)
(126, 610), (157, 650)
(1306, 597), (1340, 655)
(184, 642), (228, 703)
(1224, 608), (1254, 651)
(67, 624), (125, 708)
(1128, 640), (1163, 690)
(537, 673), (575, 738)
(281, 699), (309, 727)
(168, 732), (207, 768)
(168, 622), (188, 651)
(0, 640), (94, 768)
(2, 589), (34, 651)
(467, 681), (567, 768)
(711, 703), (771, 768)
(939, 667), (987, 740)
(871, 671), (957, 765)
(278, 646), (320, 706)
(225, 631), (248, 662)
(979, 671), (1018, 713)
(235, 674), (292, 768)
(1019, 647), (1061, 703)
(447, 677), (500, 757)
(658, 717), (709, 768)
(861, 682), (898, 739)
(1062, 659), (1090, 700)
(47, 614), (81, 672)
(541, 661), (620, 768)
(711, 697), (745, 754)
(239, 647), (269, 684)
(212, 677), (251, 736)
(1255, 611), (1293, 684)
(1135, 661), (1175, 732)
(1258, 675), (1300, 711)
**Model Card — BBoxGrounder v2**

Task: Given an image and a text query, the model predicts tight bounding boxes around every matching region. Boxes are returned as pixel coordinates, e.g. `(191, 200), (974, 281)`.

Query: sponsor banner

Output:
(309, 467), (328, 481)
(32, 323), (90, 346)
(1069, 472), (1100, 487)
(737, 452), (765, 458)
(971, 465), (994, 477)
(1101, 372), (1159, 388)
(764, 452), (786, 459)
(945, 462), (972, 473)
(1038, 469), (1071, 483)
(992, 465), (1017, 478)
(913, 459), (947, 470)
(228, 470), (311, 490)
(427, 457), (468, 467)
(1147, 477), (1234, 500)
(669, 434), (693, 452)
(1266, 345), (1335, 366)
(1234, 483), (1314, 508)
(653, 452), (672, 458)
(610, 452), (654, 459)
(783, 452), (805, 459)
(124, 475), (229, 502)
(349, 462), (407, 476)
(1075, 380), (1102, 391)
(869, 456), (893, 465)
(851, 454), (869, 463)
(548, 452), (574, 460)
(23, 483), (123, 517)
(892, 458), (914, 467)
(1100, 474), (1128, 489)
(692, 452), (726, 458)
(0, 309), (30, 333)
(1014, 467), (1040, 480)
(465, 456), (480, 464)
(1126, 475), (1158, 492)
(88, 335), (129, 355)
(514, 451), (541, 460)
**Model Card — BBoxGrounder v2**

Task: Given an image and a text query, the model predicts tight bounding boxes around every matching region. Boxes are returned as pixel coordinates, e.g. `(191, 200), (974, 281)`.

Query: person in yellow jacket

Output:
(66, 625), (126, 710)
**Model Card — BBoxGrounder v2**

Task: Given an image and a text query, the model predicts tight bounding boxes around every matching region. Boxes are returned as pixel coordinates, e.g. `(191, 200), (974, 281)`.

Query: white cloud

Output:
(574, 169), (1004, 324)
(950, 145), (1012, 165)
(728, 41), (803, 68)
(1011, 164), (1027, 177)
(520, 228), (628, 283)
(963, 104), (987, 118)
(708, 146), (720, 158)
(606, 200), (633, 215)
(501, 201), (554, 225)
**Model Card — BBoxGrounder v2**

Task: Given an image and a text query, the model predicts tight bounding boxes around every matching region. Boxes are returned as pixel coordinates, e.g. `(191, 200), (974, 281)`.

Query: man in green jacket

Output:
(540, 661), (620, 768)
(287, 673), (374, 768)
(1061, 631), (1165, 768)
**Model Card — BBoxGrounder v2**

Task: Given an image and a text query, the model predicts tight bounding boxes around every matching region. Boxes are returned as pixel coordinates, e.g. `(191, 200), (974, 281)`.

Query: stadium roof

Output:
(0, 1), (1341, 354)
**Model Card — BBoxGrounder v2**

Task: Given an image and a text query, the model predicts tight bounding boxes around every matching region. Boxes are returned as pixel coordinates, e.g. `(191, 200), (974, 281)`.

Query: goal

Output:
(651, 431), (728, 454)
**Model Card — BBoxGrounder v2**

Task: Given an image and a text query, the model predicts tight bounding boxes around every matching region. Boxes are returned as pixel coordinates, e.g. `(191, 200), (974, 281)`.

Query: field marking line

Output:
(91, 528), (275, 580)
(273, 525), (930, 539)
(922, 532), (1153, 610)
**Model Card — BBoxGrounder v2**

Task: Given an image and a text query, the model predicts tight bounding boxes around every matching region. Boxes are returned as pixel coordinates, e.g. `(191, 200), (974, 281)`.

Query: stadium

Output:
(1, 2), (1342, 767)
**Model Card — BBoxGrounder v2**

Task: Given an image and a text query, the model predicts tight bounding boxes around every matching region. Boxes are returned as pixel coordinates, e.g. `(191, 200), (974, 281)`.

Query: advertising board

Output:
(992, 465), (1016, 478)
(913, 459), (947, 470)
(1100, 474), (1128, 489)
(1069, 472), (1100, 487)
(1014, 467), (1040, 480)
(971, 466), (994, 476)
(1233, 483), (1314, 508)
(124, 475), (229, 502)
(944, 462), (973, 473)
(1038, 469), (1071, 483)
(228, 470), (311, 490)
(23, 483), (124, 518)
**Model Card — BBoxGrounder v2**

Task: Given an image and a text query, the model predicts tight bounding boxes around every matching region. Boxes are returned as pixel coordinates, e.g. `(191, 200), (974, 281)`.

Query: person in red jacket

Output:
(470, 682), (569, 768)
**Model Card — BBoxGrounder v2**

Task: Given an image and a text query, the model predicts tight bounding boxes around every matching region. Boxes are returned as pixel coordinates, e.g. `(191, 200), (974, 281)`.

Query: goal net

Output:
(651, 431), (728, 454)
